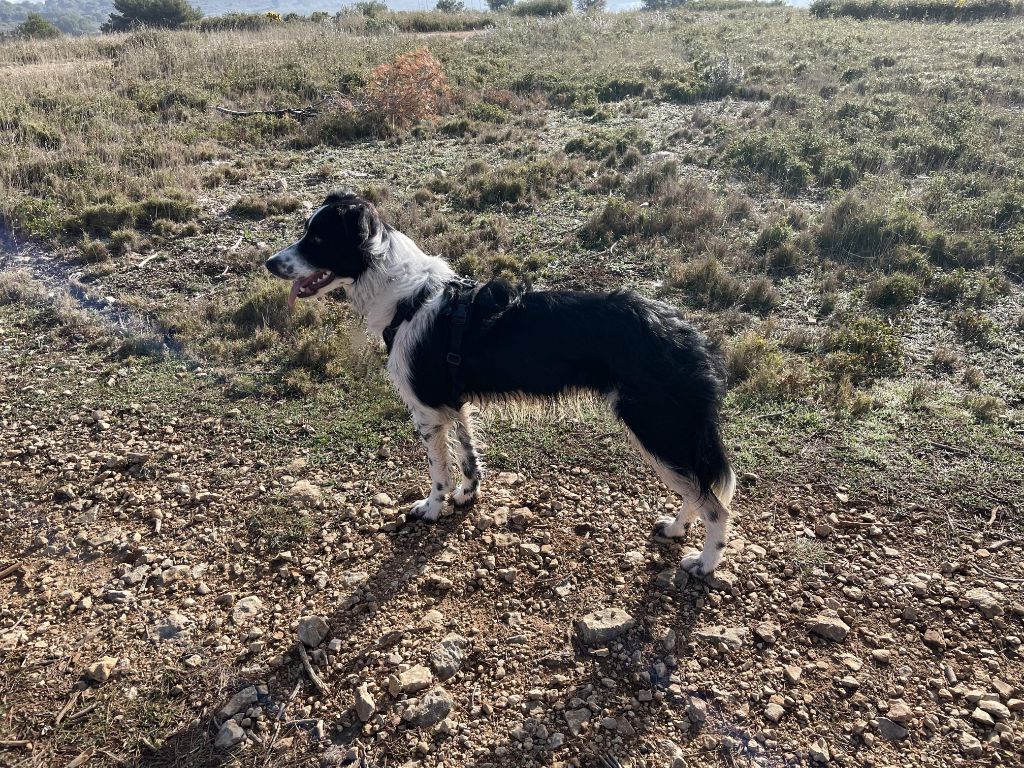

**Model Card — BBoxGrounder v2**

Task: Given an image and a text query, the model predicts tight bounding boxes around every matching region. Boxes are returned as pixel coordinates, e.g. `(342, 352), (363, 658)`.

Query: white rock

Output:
(355, 684), (376, 722)
(575, 607), (635, 645)
(86, 656), (118, 683)
(231, 595), (263, 625)
(808, 614), (850, 642)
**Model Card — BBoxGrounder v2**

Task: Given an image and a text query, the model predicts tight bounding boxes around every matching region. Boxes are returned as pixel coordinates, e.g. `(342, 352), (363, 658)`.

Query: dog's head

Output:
(265, 190), (383, 307)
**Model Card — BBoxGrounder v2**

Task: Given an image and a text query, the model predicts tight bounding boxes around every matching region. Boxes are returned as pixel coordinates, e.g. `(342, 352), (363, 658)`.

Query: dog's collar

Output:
(383, 286), (432, 354)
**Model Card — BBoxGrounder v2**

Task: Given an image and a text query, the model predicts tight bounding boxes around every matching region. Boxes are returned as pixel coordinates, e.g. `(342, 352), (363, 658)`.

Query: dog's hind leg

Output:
(647, 463), (700, 542)
(680, 491), (731, 576)
(451, 406), (482, 507)
(410, 409), (454, 522)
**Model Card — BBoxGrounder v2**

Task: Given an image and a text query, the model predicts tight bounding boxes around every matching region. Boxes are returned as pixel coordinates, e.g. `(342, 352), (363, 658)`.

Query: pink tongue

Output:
(288, 279), (303, 309)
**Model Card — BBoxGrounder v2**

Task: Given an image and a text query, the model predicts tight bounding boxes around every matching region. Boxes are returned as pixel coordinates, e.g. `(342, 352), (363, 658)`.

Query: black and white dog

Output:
(266, 191), (736, 574)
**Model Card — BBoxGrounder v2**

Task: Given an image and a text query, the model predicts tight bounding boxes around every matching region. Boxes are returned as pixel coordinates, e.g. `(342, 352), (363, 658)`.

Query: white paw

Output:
(680, 552), (708, 575)
(409, 498), (441, 522)
(653, 517), (689, 539)
(451, 484), (477, 507)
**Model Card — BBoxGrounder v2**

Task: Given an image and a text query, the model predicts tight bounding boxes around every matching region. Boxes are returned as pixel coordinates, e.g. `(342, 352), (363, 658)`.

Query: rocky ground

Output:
(1, 262), (1022, 768)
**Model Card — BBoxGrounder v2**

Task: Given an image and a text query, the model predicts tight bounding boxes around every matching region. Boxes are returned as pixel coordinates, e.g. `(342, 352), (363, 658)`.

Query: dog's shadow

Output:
(138, 502), (465, 767)
(139, 504), (715, 768)
(454, 568), (711, 768)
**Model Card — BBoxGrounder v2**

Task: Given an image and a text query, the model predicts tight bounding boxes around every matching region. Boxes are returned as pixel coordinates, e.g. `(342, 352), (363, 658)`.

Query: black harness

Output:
(382, 277), (478, 400)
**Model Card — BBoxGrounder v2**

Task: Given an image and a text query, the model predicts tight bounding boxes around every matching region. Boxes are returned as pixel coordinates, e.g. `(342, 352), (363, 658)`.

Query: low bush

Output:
(811, 0), (1024, 22)
(229, 195), (302, 220)
(825, 316), (904, 382)
(510, 0), (573, 15)
(865, 273), (922, 310)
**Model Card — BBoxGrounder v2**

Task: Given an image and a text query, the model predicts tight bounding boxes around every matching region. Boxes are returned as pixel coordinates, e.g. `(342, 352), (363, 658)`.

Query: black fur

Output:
(409, 280), (731, 499)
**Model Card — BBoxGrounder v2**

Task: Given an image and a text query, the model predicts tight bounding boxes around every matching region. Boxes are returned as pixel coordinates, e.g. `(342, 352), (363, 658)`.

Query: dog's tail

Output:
(693, 416), (735, 508)
(712, 464), (736, 508)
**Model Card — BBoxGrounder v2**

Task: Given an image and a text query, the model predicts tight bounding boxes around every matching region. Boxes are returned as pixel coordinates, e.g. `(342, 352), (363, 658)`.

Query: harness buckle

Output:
(446, 352), (462, 366)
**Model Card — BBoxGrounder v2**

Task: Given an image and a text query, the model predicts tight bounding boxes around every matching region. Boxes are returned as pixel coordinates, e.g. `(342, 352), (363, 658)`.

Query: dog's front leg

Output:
(410, 410), (453, 521)
(451, 407), (482, 507)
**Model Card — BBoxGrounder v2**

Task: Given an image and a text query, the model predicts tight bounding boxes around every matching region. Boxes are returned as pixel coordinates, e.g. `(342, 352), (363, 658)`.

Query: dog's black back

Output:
(407, 281), (731, 498)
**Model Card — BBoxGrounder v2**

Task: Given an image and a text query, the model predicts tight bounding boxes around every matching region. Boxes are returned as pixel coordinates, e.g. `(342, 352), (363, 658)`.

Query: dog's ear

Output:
(336, 200), (379, 248)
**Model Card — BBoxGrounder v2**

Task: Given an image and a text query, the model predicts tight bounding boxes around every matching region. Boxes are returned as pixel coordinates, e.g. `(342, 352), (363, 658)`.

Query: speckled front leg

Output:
(410, 410), (453, 521)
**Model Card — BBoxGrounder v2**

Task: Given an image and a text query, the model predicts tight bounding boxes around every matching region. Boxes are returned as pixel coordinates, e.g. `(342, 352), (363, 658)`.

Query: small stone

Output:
(971, 707), (995, 727)
(563, 707), (591, 735)
(764, 702), (785, 722)
(372, 492), (393, 507)
(232, 596), (263, 625)
(809, 737), (830, 763)
(695, 625), (748, 650)
(886, 698), (913, 725)
(575, 607), (635, 645)
(959, 731), (983, 757)
(704, 569), (737, 591)
(218, 686), (258, 718)
(355, 684), (376, 722)
(754, 622), (780, 645)
(154, 613), (191, 640)
(978, 699), (1010, 720)
(430, 634), (468, 681)
(965, 588), (1003, 619)
(784, 665), (802, 684)
(403, 688), (452, 728)
(923, 628), (945, 650)
(215, 720), (245, 749)
(871, 649), (891, 665)
(686, 696), (708, 724)
(808, 614), (849, 642)
(86, 656), (117, 683)
(297, 615), (329, 648)
(877, 717), (908, 742)
(397, 665), (432, 694)
(290, 480), (321, 504)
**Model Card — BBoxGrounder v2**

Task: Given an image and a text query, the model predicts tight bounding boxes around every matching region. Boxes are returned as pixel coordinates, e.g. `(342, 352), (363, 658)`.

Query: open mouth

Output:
(288, 270), (335, 308)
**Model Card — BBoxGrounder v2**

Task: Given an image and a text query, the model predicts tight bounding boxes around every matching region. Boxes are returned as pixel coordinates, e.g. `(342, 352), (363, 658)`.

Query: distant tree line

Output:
(0, 0), (110, 34)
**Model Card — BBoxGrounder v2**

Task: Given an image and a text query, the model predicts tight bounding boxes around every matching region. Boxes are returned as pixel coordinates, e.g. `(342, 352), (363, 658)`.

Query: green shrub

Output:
(16, 13), (61, 38)
(826, 316), (904, 382)
(102, 0), (203, 32)
(229, 195), (302, 220)
(951, 309), (996, 346)
(77, 237), (110, 264)
(811, 0), (1024, 22)
(865, 273), (922, 310)
(817, 195), (936, 263)
(669, 256), (744, 309)
(510, 0), (573, 15)
(726, 133), (811, 194)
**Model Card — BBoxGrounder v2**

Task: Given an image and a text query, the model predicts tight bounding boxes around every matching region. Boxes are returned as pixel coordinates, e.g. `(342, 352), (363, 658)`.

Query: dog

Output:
(265, 190), (736, 574)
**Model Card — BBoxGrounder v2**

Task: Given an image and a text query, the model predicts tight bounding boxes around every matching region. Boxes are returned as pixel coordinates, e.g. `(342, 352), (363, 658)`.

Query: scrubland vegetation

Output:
(1, 4), (1023, 767)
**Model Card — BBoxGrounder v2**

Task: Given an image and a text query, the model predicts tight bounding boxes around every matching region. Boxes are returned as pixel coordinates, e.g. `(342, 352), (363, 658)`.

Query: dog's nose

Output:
(265, 254), (286, 277)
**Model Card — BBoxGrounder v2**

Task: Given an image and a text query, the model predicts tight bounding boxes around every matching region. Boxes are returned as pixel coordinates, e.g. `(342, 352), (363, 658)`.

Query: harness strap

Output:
(446, 281), (476, 399)
(382, 286), (431, 354)
(383, 277), (478, 402)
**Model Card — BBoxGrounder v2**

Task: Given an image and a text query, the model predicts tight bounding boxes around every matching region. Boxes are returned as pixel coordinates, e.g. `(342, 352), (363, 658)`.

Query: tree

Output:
(486, 0), (516, 10)
(436, 0), (466, 11)
(576, 0), (606, 10)
(102, 0), (202, 32)
(16, 12), (61, 38)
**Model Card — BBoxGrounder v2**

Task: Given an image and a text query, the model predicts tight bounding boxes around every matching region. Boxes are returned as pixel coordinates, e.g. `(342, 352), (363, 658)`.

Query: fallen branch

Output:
(0, 562), (24, 581)
(0, 740), (33, 749)
(296, 643), (328, 694)
(215, 96), (333, 120)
